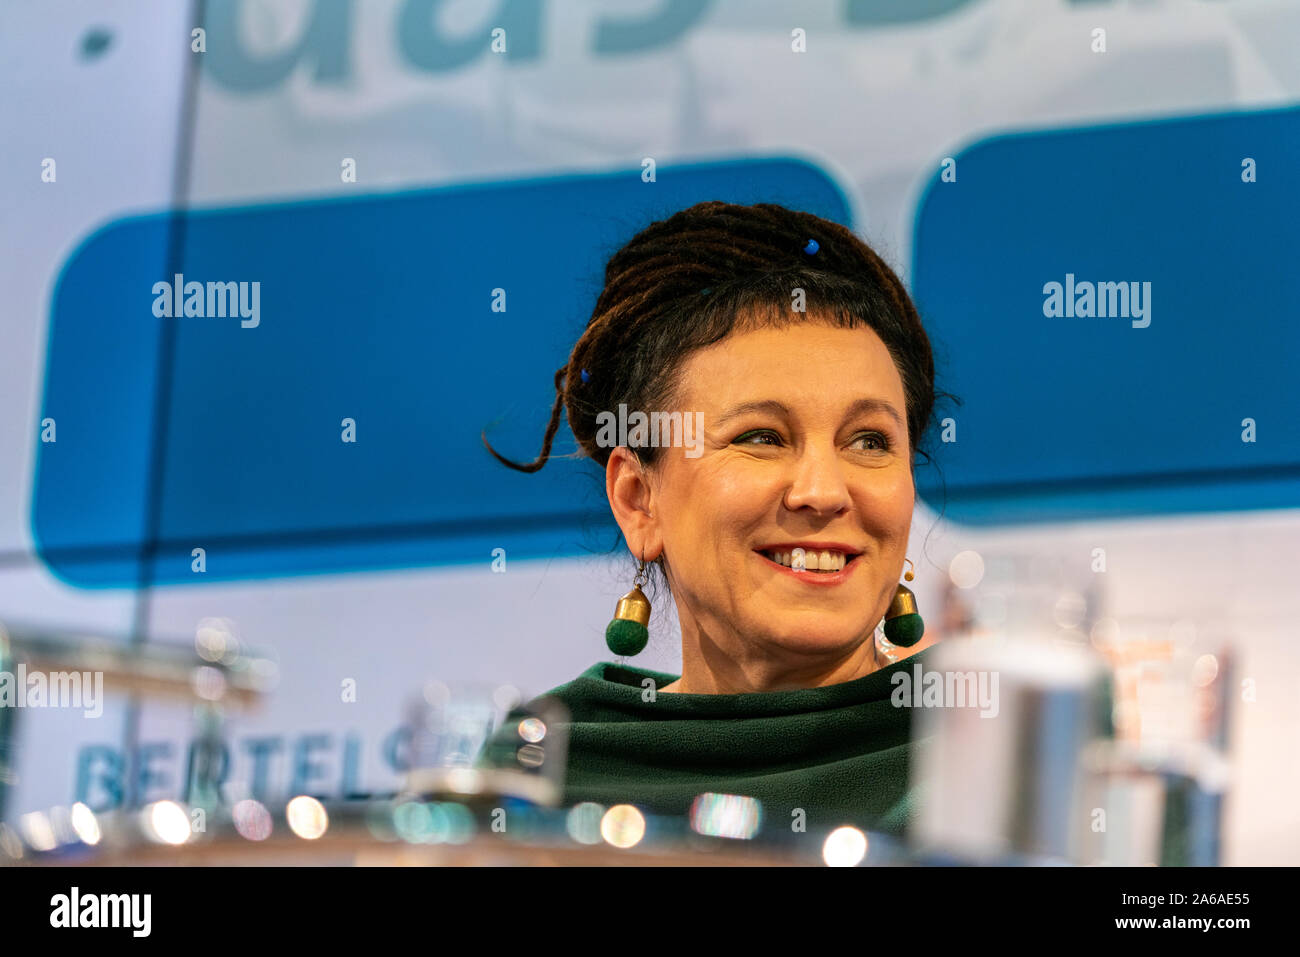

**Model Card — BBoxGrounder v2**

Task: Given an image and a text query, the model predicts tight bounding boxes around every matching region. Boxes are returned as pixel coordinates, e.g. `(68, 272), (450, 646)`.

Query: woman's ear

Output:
(606, 446), (661, 559)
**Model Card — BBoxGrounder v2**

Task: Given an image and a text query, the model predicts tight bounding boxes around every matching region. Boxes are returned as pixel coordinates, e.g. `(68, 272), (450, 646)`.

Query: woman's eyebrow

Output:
(713, 399), (791, 426)
(844, 397), (906, 430)
(713, 397), (904, 430)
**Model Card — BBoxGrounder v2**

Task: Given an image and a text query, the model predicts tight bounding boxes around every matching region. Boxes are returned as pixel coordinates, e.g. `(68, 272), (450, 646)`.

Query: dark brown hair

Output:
(482, 201), (944, 589)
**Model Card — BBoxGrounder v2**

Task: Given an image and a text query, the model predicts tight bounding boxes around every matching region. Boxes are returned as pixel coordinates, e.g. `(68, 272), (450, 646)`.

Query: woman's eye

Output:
(853, 432), (890, 452)
(733, 430), (890, 451)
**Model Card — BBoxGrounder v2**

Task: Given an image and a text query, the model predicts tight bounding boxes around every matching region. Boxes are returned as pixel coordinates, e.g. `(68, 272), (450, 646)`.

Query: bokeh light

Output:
(1192, 654), (1220, 688)
(195, 616), (236, 662)
(366, 800), (398, 842)
(70, 802), (101, 845)
(566, 802), (605, 845)
(600, 804), (646, 849)
(822, 826), (868, 866)
(393, 800), (439, 843)
(1053, 591), (1087, 629)
(518, 717), (546, 743)
(286, 795), (328, 839)
(516, 743), (545, 767)
(192, 664), (227, 701)
(144, 801), (192, 845)
(19, 811), (56, 852)
(233, 799), (273, 841)
(948, 550), (985, 589)
(689, 793), (761, 840)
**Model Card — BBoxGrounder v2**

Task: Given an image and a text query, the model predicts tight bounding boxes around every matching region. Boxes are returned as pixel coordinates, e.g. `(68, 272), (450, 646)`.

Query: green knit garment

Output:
(480, 646), (937, 837)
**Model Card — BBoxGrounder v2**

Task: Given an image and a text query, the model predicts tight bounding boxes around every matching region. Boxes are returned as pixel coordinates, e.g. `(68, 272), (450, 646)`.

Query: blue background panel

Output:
(34, 159), (853, 587)
(911, 105), (1300, 524)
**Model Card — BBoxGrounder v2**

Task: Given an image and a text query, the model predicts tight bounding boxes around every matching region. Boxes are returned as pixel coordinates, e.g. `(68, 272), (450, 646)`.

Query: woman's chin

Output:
(744, 618), (868, 655)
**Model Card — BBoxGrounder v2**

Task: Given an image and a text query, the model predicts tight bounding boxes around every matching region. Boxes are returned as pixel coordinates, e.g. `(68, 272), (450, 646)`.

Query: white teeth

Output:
(765, 549), (848, 572)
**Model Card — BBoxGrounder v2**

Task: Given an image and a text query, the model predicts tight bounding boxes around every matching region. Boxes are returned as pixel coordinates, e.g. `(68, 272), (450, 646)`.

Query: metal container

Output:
(909, 635), (1110, 864)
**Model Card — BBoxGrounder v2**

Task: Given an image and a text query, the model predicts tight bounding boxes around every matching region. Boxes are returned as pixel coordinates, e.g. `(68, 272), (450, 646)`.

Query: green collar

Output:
(566, 648), (935, 716)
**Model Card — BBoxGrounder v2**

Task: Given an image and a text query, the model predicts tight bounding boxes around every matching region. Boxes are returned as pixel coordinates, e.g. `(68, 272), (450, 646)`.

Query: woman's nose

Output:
(782, 444), (852, 514)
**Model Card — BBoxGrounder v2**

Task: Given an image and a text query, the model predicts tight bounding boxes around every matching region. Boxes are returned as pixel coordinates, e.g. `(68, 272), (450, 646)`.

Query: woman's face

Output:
(627, 320), (916, 675)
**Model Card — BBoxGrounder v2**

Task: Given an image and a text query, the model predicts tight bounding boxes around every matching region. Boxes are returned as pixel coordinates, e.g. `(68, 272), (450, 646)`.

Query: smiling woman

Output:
(478, 201), (949, 839)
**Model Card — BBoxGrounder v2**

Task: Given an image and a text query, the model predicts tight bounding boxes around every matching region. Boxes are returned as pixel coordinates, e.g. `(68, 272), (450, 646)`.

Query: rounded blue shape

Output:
(803, 239), (819, 255)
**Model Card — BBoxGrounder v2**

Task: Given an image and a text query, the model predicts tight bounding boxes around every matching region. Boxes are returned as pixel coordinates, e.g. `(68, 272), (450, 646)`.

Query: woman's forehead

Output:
(676, 323), (905, 405)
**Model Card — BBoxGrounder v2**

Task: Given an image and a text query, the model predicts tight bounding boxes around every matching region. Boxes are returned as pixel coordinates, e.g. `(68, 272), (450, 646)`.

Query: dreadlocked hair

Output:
(482, 200), (940, 479)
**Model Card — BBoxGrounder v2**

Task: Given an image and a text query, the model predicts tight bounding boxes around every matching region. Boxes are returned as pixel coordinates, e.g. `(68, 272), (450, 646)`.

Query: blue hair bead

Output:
(580, 368), (591, 384)
(699, 286), (713, 296)
(803, 239), (819, 255)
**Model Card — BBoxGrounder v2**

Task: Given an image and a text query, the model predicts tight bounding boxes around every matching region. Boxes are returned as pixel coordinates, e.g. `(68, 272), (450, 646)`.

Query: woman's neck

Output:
(659, 631), (891, 694)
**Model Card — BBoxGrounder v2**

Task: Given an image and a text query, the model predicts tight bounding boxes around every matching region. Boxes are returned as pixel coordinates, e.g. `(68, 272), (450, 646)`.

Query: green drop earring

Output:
(883, 558), (925, 648)
(605, 556), (651, 656)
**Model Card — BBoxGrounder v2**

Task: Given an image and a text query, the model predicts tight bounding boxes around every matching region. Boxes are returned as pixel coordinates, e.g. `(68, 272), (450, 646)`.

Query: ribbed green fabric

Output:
(481, 646), (937, 836)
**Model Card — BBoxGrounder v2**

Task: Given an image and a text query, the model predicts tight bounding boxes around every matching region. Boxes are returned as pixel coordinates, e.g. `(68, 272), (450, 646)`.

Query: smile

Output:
(754, 546), (862, 584)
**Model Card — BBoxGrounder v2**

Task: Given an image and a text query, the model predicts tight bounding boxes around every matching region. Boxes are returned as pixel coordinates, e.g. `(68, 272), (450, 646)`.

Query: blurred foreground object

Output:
(911, 635), (1110, 864)
(403, 682), (569, 808)
(0, 617), (276, 821)
(0, 618), (275, 706)
(1080, 618), (1235, 866)
(911, 624), (1234, 866)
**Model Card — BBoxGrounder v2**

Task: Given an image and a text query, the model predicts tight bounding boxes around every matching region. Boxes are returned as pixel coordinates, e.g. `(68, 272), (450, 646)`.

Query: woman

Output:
(479, 200), (944, 838)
